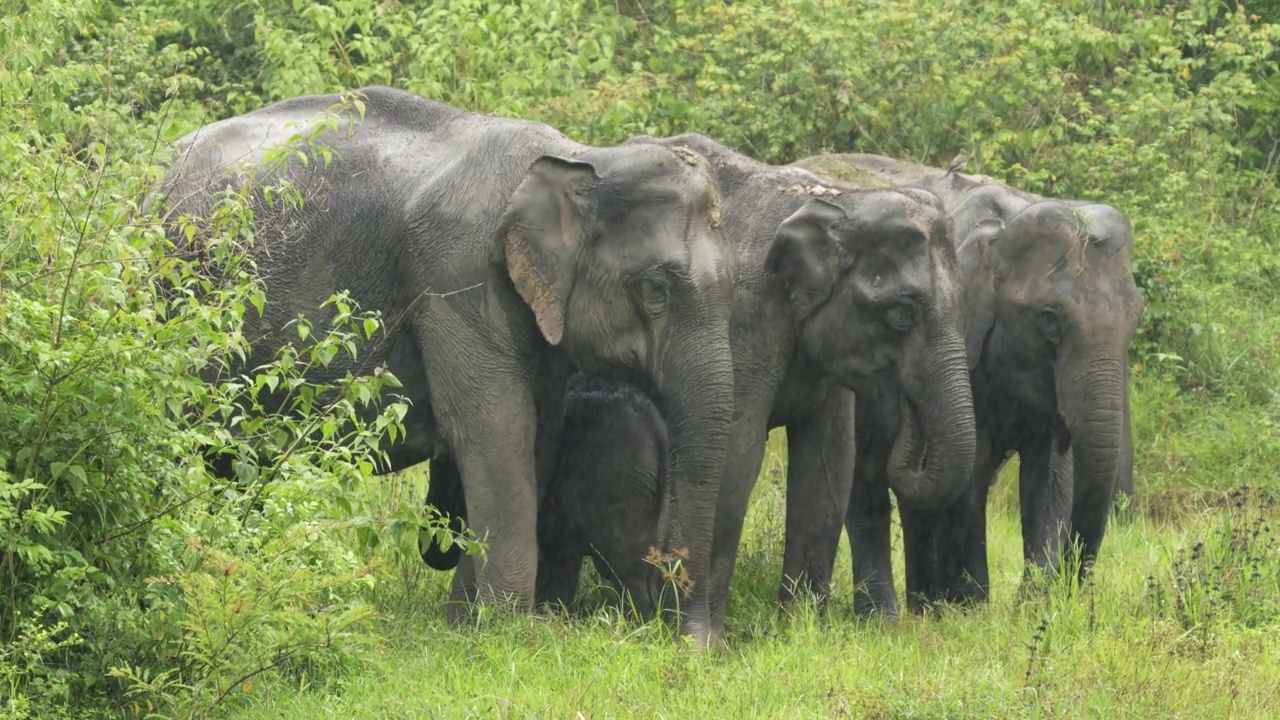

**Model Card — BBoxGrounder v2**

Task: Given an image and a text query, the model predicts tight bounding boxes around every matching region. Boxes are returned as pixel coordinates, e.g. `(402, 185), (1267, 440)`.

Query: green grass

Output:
(221, 387), (1280, 720)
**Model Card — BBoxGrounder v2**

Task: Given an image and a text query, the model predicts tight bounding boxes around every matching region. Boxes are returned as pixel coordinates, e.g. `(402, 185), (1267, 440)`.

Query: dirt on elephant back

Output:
(791, 154), (900, 190)
(792, 153), (998, 192)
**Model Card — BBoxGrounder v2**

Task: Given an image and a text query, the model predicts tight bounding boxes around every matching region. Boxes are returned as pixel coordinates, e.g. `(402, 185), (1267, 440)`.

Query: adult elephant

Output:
(635, 135), (977, 634)
(795, 153), (1143, 616)
(154, 86), (737, 644)
(423, 134), (979, 638)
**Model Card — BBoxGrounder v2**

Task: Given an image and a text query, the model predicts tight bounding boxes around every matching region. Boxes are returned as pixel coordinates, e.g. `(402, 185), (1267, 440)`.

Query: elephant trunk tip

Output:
(886, 391), (976, 510)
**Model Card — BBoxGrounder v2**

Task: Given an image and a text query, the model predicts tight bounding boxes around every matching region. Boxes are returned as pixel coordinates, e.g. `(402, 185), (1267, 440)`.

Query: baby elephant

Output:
(536, 375), (671, 619)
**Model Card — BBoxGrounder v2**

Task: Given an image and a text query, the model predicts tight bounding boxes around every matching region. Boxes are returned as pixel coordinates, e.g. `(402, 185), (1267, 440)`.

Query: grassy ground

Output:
(222, 382), (1280, 719)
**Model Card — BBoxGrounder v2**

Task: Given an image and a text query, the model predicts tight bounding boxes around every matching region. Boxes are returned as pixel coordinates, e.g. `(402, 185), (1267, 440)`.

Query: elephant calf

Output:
(535, 374), (668, 618)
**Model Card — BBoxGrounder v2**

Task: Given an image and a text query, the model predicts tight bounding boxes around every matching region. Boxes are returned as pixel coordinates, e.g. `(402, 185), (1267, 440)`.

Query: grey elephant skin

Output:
(153, 86), (738, 643)
(534, 374), (670, 619)
(627, 135), (977, 634)
(795, 153), (1143, 616)
(423, 134), (979, 636)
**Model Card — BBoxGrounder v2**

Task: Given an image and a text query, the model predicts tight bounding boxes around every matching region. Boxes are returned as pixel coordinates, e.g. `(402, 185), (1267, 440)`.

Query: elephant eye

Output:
(639, 274), (670, 307)
(1037, 308), (1061, 343)
(884, 301), (917, 332)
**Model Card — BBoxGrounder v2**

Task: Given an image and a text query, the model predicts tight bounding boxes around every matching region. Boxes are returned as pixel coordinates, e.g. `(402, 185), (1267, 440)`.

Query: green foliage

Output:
(0, 7), (466, 716)
(1, 0), (1277, 716)
(1148, 486), (1280, 641)
(0, 619), (82, 720)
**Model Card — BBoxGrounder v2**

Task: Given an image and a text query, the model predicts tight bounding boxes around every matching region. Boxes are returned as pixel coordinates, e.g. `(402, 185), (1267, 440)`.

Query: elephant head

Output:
(767, 190), (977, 508)
(496, 142), (736, 640)
(962, 198), (1143, 537)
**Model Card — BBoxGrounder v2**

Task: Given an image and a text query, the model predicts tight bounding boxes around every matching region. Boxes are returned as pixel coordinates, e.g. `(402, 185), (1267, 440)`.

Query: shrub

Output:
(1146, 485), (1280, 655)
(0, 10), (461, 716)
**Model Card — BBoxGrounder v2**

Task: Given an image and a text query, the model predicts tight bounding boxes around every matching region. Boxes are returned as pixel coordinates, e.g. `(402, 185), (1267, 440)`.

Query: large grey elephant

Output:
(154, 86), (738, 643)
(421, 135), (979, 638)
(622, 135), (977, 633)
(794, 153), (1143, 616)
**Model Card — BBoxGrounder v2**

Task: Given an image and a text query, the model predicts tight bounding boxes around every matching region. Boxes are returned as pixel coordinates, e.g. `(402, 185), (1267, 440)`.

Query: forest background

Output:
(2, 1), (1279, 717)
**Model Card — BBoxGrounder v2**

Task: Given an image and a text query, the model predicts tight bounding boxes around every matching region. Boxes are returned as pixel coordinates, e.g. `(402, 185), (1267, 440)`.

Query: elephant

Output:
(793, 153), (1144, 616)
(534, 373), (670, 619)
(622, 135), (978, 634)
(152, 86), (739, 644)
(423, 134), (979, 639)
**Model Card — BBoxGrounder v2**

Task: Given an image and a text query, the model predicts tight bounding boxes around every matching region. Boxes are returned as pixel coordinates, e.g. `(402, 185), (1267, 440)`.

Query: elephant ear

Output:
(956, 217), (1004, 370)
(498, 155), (599, 346)
(766, 197), (848, 319)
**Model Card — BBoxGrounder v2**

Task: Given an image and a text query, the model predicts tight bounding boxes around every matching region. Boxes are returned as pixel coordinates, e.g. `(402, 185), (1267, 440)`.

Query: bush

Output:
(0, 9), (461, 717)
(1146, 485), (1280, 655)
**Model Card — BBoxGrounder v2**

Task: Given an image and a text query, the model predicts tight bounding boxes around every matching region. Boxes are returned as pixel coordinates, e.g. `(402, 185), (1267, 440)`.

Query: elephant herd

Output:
(155, 86), (1142, 647)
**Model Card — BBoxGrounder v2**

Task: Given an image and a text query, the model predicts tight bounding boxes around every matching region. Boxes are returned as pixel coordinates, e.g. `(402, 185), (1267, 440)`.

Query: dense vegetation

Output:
(1, 0), (1277, 717)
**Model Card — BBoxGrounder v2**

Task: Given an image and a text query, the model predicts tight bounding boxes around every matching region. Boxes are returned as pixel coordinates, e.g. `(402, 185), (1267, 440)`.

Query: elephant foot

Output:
(778, 579), (834, 618)
(675, 612), (726, 652)
(905, 592), (940, 617)
(444, 596), (478, 627)
(852, 577), (899, 621)
(907, 584), (988, 616)
(679, 626), (724, 653)
(534, 598), (575, 617)
(853, 592), (899, 623)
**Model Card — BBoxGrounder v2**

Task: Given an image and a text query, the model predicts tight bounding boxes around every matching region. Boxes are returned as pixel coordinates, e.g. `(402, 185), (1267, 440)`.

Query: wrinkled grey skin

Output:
(624, 136), (977, 634)
(430, 136), (978, 635)
(534, 374), (670, 619)
(154, 86), (737, 643)
(795, 153), (1143, 616)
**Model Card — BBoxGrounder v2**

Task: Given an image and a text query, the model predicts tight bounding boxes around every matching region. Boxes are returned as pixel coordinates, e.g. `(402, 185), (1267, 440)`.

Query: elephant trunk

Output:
(886, 323), (977, 508)
(654, 329), (734, 646)
(1057, 351), (1126, 563)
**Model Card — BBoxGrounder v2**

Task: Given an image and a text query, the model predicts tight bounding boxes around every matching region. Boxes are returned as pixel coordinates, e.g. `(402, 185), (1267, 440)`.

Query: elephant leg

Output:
(534, 479), (581, 614)
(902, 457), (996, 613)
(846, 447), (897, 619)
(779, 391), (857, 611)
(949, 473), (994, 605)
(536, 541), (584, 615)
(420, 456), (467, 570)
(425, 337), (541, 621)
(900, 502), (936, 614)
(1018, 436), (1072, 588)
